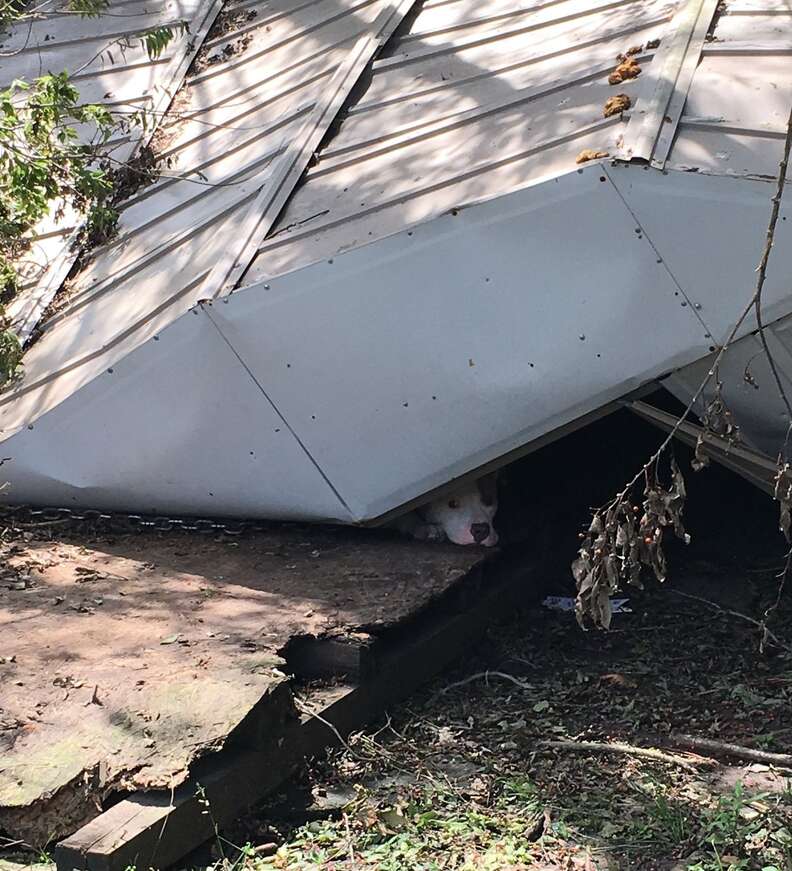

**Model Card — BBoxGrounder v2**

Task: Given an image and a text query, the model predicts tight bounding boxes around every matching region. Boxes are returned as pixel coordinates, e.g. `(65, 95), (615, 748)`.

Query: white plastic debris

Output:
(542, 596), (631, 613)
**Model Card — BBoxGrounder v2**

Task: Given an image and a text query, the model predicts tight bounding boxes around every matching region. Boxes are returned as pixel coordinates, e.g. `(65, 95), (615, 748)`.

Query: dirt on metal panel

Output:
(0, 525), (483, 844)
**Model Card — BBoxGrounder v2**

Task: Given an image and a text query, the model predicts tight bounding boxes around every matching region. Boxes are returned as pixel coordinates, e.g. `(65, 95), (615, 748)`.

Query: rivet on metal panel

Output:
(328, 259), (334, 264)
(407, 231), (413, 236)
(600, 176), (607, 182)
(656, 258), (663, 264)
(694, 303), (702, 310)
(275, 428), (281, 433)
(264, 284), (270, 290)
(153, 335), (159, 341)
(432, 395), (437, 400)
(27, 424), (33, 430)
(402, 403), (408, 408)
(579, 334), (586, 341)
(681, 301), (688, 307)
(107, 368), (113, 374)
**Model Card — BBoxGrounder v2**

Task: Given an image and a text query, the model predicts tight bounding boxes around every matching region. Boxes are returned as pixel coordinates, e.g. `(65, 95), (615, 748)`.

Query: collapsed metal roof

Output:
(0, 0), (790, 520)
(1, 0), (221, 341)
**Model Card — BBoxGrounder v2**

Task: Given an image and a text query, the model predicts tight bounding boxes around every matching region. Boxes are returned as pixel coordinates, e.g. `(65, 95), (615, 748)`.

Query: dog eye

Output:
(448, 499), (460, 509)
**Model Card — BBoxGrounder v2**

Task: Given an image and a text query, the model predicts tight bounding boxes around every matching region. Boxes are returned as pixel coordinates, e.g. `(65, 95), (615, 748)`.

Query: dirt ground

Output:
(213, 567), (792, 871)
(0, 524), (482, 845)
(3, 409), (792, 870)
(195, 411), (792, 871)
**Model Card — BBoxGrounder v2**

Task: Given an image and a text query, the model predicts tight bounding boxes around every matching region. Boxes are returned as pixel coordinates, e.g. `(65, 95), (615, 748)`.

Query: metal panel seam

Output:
(200, 303), (357, 521)
(8, 0), (224, 346)
(203, 0), (424, 299)
(604, 163), (715, 337)
(617, 0), (719, 165)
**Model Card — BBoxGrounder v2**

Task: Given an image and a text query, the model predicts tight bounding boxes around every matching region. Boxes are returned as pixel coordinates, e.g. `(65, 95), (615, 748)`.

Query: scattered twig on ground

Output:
(544, 739), (709, 773)
(668, 589), (792, 653)
(439, 670), (533, 694)
(669, 734), (792, 768)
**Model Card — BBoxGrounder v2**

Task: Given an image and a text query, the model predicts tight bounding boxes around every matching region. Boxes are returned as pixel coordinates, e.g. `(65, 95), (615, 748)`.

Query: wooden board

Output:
(53, 551), (529, 871)
(0, 525), (482, 844)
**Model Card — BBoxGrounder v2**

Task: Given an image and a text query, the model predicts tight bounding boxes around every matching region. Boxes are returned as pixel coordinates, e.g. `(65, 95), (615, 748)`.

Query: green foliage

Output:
(0, 1), (187, 383)
(142, 23), (189, 60)
(0, 71), (116, 278)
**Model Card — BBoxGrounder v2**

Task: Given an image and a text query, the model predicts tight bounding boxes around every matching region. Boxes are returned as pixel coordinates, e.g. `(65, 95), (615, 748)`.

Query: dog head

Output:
(422, 474), (499, 547)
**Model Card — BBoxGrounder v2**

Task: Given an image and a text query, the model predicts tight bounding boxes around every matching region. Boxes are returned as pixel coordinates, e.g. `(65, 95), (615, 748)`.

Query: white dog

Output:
(392, 474), (499, 547)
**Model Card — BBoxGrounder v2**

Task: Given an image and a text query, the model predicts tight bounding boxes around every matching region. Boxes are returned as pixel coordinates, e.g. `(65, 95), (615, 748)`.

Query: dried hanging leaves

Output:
(774, 462), (792, 542)
(691, 377), (741, 471)
(572, 458), (690, 629)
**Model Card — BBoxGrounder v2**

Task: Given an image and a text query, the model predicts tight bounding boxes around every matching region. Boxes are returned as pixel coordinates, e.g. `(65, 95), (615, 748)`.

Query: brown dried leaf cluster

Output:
(575, 149), (610, 164)
(691, 378), (741, 471)
(572, 459), (690, 629)
(603, 94), (631, 118)
(609, 57), (642, 85)
(774, 462), (792, 542)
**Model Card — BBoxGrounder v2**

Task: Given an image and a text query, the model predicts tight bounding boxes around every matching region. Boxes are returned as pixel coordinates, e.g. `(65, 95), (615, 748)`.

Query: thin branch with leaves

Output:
(574, 105), (792, 632)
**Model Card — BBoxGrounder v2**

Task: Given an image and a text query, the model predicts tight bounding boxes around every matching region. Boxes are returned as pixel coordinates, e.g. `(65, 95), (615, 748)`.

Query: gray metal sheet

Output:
(245, 0), (676, 283)
(608, 164), (792, 346)
(0, 303), (354, 520)
(664, 315), (792, 458)
(202, 166), (710, 520)
(1, 0), (791, 520)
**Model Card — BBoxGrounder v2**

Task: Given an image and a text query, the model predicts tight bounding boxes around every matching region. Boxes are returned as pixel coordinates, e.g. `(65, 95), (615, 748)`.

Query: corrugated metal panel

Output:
(0, 0), (789, 520)
(0, 164), (718, 518)
(616, 0), (719, 165)
(664, 314), (792, 459)
(0, 0), (400, 435)
(242, 0), (677, 284)
(665, 0), (792, 176)
(2, 0), (222, 342)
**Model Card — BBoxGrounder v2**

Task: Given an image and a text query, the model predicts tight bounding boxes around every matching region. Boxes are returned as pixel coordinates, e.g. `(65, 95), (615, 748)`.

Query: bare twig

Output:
(668, 589), (792, 653)
(669, 734), (792, 768)
(753, 105), (792, 452)
(614, 108), (792, 508)
(439, 670), (533, 694)
(545, 739), (707, 773)
(577, 109), (792, 622)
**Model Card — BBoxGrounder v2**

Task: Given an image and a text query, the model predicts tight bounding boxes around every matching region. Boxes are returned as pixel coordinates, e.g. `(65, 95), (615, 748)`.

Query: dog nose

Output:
(471, 523), (490, 543)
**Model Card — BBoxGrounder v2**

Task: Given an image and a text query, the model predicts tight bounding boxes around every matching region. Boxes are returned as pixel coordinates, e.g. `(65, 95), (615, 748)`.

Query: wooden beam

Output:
(55, 555), (529, 871)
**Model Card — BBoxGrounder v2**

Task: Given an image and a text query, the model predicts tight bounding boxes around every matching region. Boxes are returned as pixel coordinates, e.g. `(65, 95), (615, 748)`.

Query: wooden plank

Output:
(626, 400), (777, 493)
(2, 527), (481, 846)
(202, 0), (422, 298)
(54, 553), (528, 871)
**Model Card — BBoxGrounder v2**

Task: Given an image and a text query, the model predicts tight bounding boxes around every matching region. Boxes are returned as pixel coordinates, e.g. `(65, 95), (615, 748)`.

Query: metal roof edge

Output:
(616, 0), (720, 166)
(6, 0), (224, 347)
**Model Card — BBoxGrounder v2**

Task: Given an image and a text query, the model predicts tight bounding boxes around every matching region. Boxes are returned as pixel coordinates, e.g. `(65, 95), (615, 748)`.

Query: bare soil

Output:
(0, 524), (483, 846)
